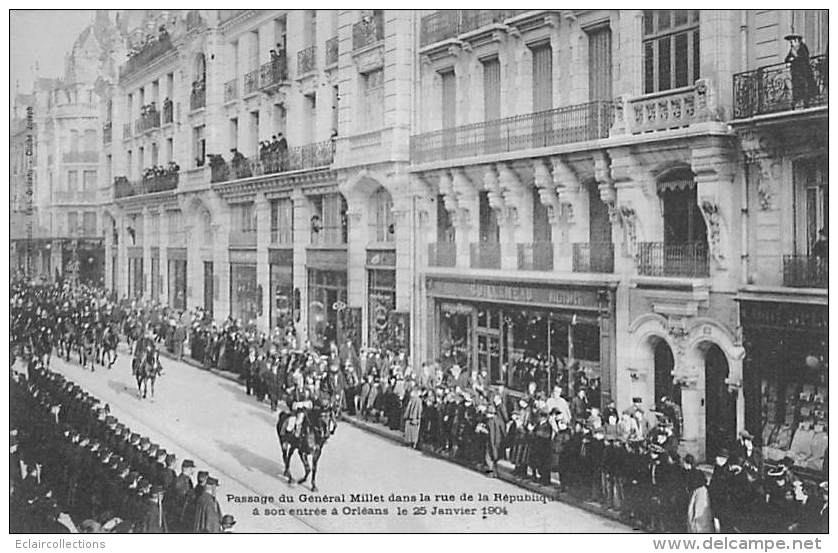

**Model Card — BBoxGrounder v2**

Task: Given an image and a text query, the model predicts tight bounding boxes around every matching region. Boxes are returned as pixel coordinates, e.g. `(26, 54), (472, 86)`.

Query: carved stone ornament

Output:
(617, 205), (638, 258)
(673, 366), (700, 389)
(667, 317), (689, 339)
(700, 200), (725, 266)
(756, 159), (780, 211)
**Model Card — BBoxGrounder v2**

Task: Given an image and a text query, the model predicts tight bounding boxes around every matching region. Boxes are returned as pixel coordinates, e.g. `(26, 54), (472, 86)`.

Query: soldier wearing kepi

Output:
(136, 485), (167, 533)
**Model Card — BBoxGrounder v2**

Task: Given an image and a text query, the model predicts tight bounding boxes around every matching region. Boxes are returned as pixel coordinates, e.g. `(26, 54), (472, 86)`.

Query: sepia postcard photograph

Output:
(7, 6), (830, 538)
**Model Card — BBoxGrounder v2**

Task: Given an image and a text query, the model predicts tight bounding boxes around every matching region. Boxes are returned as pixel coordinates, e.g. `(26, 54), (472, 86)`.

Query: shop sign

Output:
(229, 249), (256, 264)
(307, 248), (347, 270)
(167, 247), (188, 261)
(740, 301), (827, 332)
(427, 278), (601, 310)
(366, 249), (396, 267)
(268, 248), (293, 265)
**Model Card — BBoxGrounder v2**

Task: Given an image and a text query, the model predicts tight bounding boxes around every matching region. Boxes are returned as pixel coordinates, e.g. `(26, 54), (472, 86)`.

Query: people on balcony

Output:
(258, 134), (289, 173)
(785, 33), (818, 106)
(269, 47), (287, 81)
(812, 228), (828, 261)
(126, 23), (170, 60)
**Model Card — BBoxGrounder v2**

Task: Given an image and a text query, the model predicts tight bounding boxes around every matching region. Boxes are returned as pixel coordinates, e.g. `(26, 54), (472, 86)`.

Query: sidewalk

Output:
(340, 413), (628, 526)
(160, 346), (628, 527)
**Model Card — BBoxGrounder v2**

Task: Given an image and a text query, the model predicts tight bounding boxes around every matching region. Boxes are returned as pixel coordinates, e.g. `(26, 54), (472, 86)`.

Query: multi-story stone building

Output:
(409, 8), (828, 465)
(10, 93), (39, 273)
(20, 9), (824, 469)
(15, 11), (122, 284)
(104, 10), (415, 358)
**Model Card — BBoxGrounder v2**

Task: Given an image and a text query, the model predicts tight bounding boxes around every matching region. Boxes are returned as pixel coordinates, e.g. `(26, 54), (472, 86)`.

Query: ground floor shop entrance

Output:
(426, 276), (616, 404)
(269, 249), (294, 331)
(740, 299), (828, 478)
(167, 249), (187, 311)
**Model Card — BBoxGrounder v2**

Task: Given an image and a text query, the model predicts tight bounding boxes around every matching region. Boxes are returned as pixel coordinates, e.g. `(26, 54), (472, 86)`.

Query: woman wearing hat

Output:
(785, 33), (818, 106)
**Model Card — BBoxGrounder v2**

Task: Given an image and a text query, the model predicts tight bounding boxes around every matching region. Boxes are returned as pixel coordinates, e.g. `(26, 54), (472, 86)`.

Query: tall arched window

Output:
(195, 52), (207, 83)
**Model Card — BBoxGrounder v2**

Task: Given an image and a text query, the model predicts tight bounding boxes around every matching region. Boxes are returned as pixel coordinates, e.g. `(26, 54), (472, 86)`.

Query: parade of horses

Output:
(11, 277), (339, 527)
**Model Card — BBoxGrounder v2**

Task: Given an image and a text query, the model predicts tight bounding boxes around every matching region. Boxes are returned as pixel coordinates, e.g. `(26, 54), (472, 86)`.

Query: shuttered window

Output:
(441, 70), (457, 129)
(483, 58), (501, 120)
(531, 43), (553, 112)
(588, 26), (612, 101)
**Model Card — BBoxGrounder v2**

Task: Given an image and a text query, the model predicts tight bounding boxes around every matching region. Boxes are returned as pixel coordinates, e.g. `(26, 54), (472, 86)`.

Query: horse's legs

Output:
(297, 450), (310, 484)
(150, 376), (155, 398)
(310, 447), (322, 492)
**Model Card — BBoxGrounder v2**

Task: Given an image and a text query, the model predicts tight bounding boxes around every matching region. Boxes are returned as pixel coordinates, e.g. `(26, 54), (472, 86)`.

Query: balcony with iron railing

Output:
(210, 140), (336, 184)
(297, 46), (316, 75)
(353, 14), (384, 50)
(229, 228), (257, 248)
(783, 255), (827, 288)
(428, 242), (457, 268)
(411, 101), (612, 164)
(136, 108), (161, 133)
(572, 242), (615, 273)
(420, 10), (520, 47)
(325, 36), (339, 66)
(636, 242), (709, 278)
(63, 151), (98, 164)
(244, 68), (259, 96)
(120, 33), (174, 79)
(259, 57), (289, 92)
(190, 79), (206, 110)
(224, 78), (238, 103)
(103, 122), (112, 144)
(112, 171), (179, 199)
(733, 54), (828, 120)
(517, 242), (554, 271)
(470, 241), (501, 269)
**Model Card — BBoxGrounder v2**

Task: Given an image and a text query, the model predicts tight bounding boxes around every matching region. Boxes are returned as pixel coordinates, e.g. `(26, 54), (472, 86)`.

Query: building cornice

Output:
(211, 167), (338, 199)
(219, 10), (265, 35)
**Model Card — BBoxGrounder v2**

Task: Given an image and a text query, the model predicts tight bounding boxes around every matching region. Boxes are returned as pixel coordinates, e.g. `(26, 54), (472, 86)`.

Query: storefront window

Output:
(439, 303), (471, 370)
(308, 269), (347, 352)
(270, 263), (294, 330)
(168, 259), (187, 311)
(435, 300), (602, 396)
(230, 263), (258, 324)
(368, 268), (396, 350)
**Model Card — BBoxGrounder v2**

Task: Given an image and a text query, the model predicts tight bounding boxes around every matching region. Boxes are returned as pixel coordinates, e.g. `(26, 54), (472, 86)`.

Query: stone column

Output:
(345, 208), (366, 343)
(451, 168), (478, 269)
(552, 156), (584, 272)
(116, 215), (128, 297)
(291, 189), (310, 341)
(213, 205), (232, 319)
(256, 193), (271, 332)
(103, 215), (113, 291)
(142, 208), (152, 299)
(159, 211), (170, 306)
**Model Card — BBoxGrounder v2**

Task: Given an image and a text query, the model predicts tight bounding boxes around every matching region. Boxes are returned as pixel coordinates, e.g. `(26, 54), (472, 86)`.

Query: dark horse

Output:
(97, 325), (119, 368)
(275, 404), (332, 491)
(132, 346), (162, 399)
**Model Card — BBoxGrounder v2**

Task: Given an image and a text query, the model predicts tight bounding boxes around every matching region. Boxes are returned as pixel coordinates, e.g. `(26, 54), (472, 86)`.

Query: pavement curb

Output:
(339, 414), (629, 527)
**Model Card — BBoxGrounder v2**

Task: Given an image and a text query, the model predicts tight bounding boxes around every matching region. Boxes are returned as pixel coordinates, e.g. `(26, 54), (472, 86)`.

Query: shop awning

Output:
(657, 175), (696, 193)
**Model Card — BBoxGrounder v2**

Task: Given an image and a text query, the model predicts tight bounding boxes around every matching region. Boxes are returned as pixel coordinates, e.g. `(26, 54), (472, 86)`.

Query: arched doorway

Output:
(705, 343), (736, 457)
(653, 338), (678, 407)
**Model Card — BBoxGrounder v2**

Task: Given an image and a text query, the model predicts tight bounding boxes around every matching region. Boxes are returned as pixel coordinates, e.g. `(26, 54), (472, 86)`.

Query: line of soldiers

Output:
(11, 360), (232, 533)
